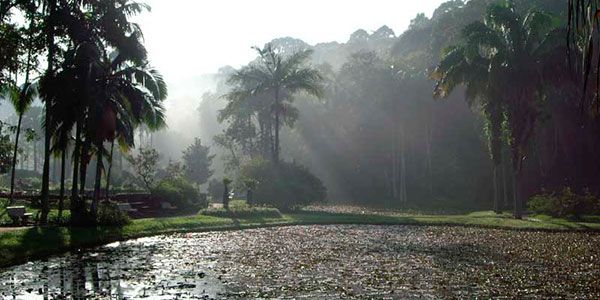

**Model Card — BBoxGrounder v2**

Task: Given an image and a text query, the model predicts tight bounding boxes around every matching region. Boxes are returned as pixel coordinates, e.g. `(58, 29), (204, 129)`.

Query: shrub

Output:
(239, 158), (327, 211)
(18, 177), (42, 191)
(528, 187), (600, 218)
(202, 200), (281, 219)
(152, 177), (208, 213)
(48, 209), (71, 226)
(96, 203), (130, 226)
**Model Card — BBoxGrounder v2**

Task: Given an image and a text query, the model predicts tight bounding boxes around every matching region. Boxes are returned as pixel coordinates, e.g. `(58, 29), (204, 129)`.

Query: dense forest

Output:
(195, 0), (598, 214)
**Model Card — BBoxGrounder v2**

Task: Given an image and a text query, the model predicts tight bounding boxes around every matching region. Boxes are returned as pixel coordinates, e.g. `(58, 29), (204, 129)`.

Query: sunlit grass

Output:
(1, 208), (599, 268)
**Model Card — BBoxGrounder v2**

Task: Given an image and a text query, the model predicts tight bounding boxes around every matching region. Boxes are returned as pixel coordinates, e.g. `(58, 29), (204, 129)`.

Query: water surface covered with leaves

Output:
(1, 225), (598, 299)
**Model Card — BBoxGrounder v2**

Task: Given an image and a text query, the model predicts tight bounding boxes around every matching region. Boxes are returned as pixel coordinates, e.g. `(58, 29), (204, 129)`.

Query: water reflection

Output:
(0, 234), (225, 299)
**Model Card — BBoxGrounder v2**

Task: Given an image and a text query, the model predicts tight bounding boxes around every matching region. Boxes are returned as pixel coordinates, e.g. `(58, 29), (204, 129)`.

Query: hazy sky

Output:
(133, 0), (446, 142)
(136, 0), (446, 79)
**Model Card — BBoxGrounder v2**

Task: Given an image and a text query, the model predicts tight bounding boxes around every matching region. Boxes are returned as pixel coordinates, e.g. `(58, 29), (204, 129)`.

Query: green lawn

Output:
(1, 209), (599, 268)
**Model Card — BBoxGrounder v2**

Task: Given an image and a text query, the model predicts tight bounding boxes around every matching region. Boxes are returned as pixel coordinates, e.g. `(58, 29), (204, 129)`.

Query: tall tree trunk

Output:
(425, 117), (433, 194)
(399, 127), (407, 208)
(33, 140), (38, 173)
(513, 170), (522, 219)
(105, 139), (115, 203)
(79, 140), (90, 196)
(91, 144), (102, 220)
(9, 115), (23, 205)
(9, 24), (34, 204)
(493, 165), (500, 213)
(273, 89), (280, 162)
(71, 122), (83, 225)
(391, 132), (398, 203)
(58, 149), (66, 219)
(40, 0), (57, 224)
(502, 156), (508, 209)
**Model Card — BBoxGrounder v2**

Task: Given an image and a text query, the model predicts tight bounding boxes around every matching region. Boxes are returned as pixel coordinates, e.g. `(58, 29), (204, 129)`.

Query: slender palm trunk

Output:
(9, 29), (34, 205)
(502, 156), (508, 209)
(105, 139), (115, 202)
(40, 0), (57, 224)
(33, 141), (38, 172)
(71, 122), (82, 224)
(91, 144), (103, 219)
(513, 170), (522, 219)
(391, 132), (398, 202)
(399, 127), (407, 208)
(493, 165), (499, 213)
(79, 140), (90, 196)
(425, 117), (433, 194)
(273, 89), (280, 162)
(58, 149), (66, 219)
(9, 115), (23, 204)
(274, 113), (280, 161)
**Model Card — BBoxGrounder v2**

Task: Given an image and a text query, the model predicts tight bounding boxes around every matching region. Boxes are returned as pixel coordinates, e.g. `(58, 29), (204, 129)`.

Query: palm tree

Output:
(433, 3), (568, 218)
(39, 0), (162, 224)
(568, 0), (600, 107)
(89, 57), (168, 218)
(5, 82), (37, 204)
(39, 0), (57, 224)
(226, 43), (324, 162)
(432, 42), (505, 214)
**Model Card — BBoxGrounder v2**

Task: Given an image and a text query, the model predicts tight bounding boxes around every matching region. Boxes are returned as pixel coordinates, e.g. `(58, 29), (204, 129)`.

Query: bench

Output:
(116, 203), (138, 213)
(6, 206), (34, 225)
(160, 202), (177, 210)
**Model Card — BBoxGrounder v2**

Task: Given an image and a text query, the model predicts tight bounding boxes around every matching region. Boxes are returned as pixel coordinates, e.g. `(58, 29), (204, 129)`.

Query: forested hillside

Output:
(206, 0), (599, 212)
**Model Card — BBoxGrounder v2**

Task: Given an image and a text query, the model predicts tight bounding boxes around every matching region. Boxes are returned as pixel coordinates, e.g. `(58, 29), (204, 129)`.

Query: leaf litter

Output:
(0, 225), (598, 299)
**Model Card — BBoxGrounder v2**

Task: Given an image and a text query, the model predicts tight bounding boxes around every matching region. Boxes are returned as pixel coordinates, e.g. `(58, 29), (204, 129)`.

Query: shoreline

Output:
(1, 210), (599, 269)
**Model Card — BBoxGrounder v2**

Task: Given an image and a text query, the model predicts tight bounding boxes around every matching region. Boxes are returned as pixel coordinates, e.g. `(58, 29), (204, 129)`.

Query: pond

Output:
(1, 225), (599, 299)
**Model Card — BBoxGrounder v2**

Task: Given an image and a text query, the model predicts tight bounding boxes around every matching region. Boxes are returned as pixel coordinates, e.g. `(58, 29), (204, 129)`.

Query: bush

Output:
(152, 177), (208, 213)
(48, 209), (71, 226)
(239, 158), (327, 211)
(528, 187), (600, 218)
(96, 203), (130, 226)
(202, 200), (281, 219)
(18, 177), (42, 191)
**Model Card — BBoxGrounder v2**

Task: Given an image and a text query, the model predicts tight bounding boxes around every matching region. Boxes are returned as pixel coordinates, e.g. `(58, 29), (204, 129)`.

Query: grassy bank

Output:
(1, 210), (599, 268)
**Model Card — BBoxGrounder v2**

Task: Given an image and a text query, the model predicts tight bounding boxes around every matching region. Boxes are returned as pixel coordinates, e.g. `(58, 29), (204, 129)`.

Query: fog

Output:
(125, 0), (588, 209)
(132, 0), (447, 161)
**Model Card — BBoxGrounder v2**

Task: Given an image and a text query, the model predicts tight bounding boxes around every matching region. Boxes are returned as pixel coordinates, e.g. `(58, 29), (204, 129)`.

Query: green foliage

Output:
(220, 42), (324, 161)
(48, 209), (71, 226)
(0, 122), (13, 175)
(164, 159), (184, 178)
(96, 203), (130, 227)
(239, 158), (327, 211)
(182, 138), (214, 186)
(17, 176), (41, 191)
(201, 200), (282, 219)
(0, 23), (24, 85)
(152, 177), (208, 213)
(127, 148), (160, 191)
(528, 188), (600, 218)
